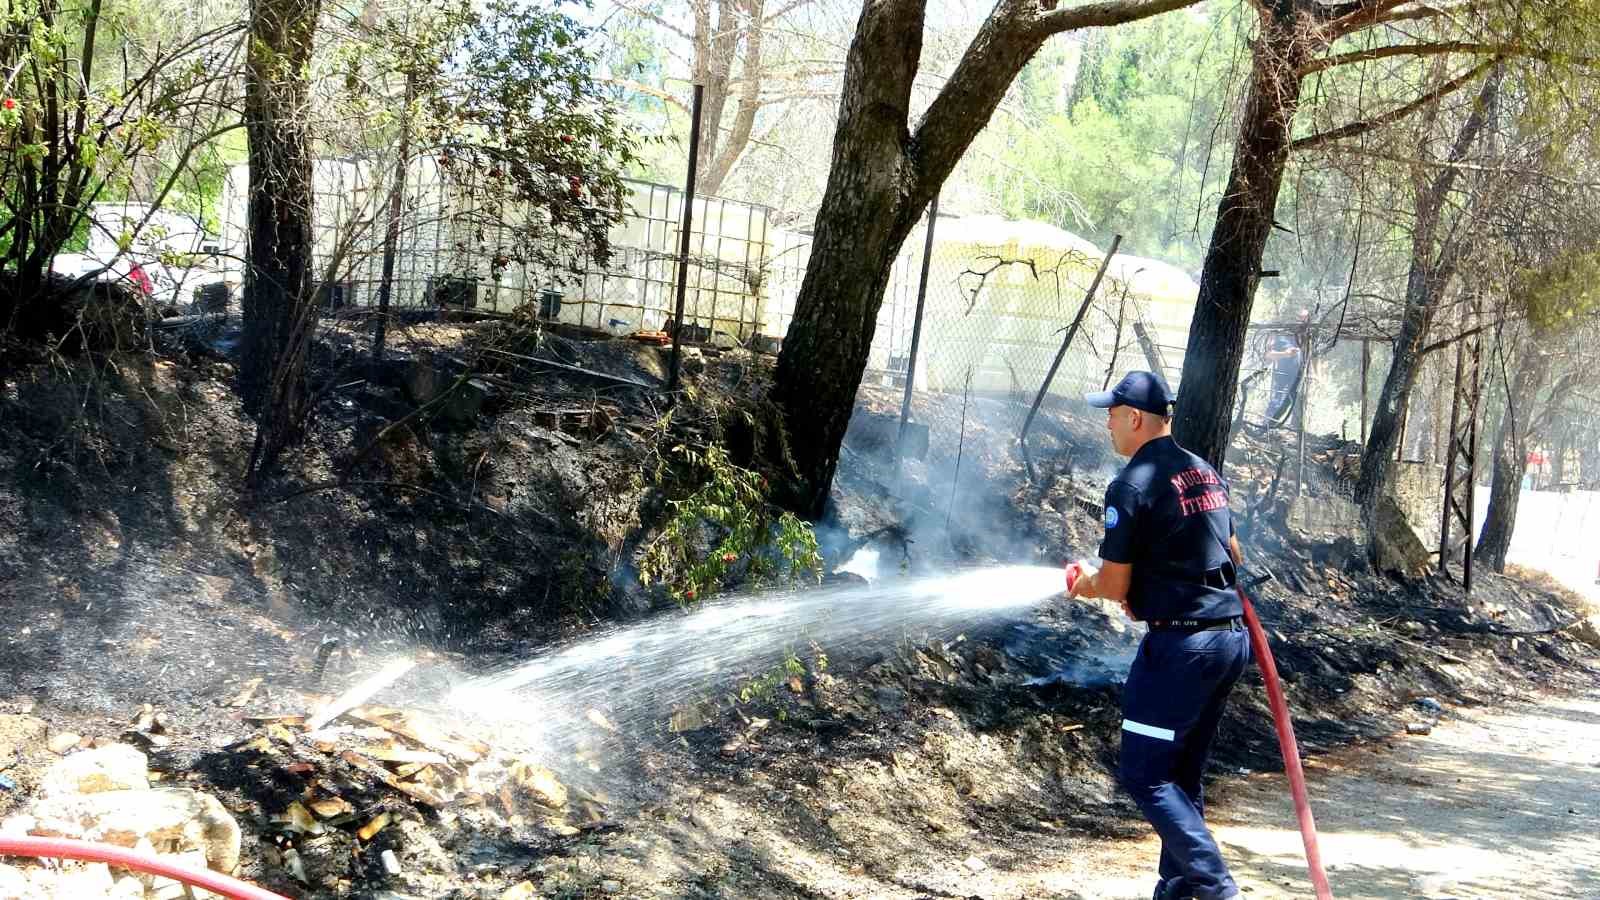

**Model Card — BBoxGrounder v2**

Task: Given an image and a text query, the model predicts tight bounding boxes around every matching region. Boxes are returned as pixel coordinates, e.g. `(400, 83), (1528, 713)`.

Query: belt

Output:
(1147, 617), (1243, 632)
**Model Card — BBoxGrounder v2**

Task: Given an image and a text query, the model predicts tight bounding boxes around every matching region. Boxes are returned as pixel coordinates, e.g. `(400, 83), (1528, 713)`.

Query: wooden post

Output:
(667, 84), (705, 393)
(1359, 338), (1370, 445)
(372, 68), (416, 363)
(897, 191), (939, 456)
(1295, 325), (1314, 508)
(1019, 235), (1122, 446)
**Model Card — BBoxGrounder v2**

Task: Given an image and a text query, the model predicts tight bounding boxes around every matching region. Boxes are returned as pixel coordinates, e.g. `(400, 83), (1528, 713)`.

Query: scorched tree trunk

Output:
(241, 0), (322, 482)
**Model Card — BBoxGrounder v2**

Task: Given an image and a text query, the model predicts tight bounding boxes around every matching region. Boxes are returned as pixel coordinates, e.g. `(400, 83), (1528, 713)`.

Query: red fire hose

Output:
(0, 835), (291, 900)
(1066, 563), (1333, 899)
(1237, 586), (1334, 900)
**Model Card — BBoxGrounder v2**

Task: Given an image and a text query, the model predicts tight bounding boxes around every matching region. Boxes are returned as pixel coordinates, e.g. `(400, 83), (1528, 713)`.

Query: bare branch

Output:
(1291, 57), (1496, 152)
(1300, 41), (1591, 77)
(1031, 0), (1201, 39)
(605, 78), (690, 111)
(610, 0), (694, 41)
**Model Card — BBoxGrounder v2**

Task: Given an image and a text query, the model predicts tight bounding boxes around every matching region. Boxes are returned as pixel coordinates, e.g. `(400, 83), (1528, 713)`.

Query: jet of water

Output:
(447, 565), (1068, 754)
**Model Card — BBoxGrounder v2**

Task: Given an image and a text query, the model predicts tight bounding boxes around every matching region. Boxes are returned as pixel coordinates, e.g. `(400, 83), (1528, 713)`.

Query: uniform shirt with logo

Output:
(1098, 435), (1243, 622)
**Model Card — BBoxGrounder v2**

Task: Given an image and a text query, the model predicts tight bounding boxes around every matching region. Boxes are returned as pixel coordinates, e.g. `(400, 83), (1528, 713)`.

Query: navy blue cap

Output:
(1085, 371), (1175, 416)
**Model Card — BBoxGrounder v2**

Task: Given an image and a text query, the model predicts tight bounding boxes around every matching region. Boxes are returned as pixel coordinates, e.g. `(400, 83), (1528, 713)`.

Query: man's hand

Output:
(1068, 560), (1136, 620)
(1067, 561), (1099, 599)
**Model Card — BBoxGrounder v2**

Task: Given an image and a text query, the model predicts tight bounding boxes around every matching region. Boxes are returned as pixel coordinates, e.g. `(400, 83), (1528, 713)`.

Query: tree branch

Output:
(1300, 41), (1590, 77)
(913, 0), (1199, 200)
(611, 0), (694, 41)
(1030, 0), (1201, 39)
(1291, 56), (1496, 152)
(606, 78), (690, 112)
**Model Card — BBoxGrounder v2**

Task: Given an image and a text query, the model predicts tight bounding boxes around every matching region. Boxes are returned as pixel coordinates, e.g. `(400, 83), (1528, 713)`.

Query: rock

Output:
(146, 850), (218, 900)
(1414, 697), (1443, 715)
(510, 762), (568, 808)
(0, 863), (35, 900)
(1371, 494), (1432, 576)
(1405, 722), (1433, 736)
(963, 856), (988, 873)
(107, 874), (147, 899)
(873, 686), (906, 713)
(1411, 873), (1457, 897)
(499, 882), (537, 900)
(46, 732), (82, 755)
(601, 879), (624, 894)
(439, 378), (490, 423)
(404, 351), (442, 405)
(1569, 615), (1600, 652)
(677, 346), (706, 374)
(380, 849), (402, 876)
(27, 787), (241, 873)
(36, 744), (148, 798)
(50, 862), (116, 898)
(0, 715), (47, 760)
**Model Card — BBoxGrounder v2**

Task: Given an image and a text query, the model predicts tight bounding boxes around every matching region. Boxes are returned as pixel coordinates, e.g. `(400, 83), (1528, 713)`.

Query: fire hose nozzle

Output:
(1064, 562), (1081, 592)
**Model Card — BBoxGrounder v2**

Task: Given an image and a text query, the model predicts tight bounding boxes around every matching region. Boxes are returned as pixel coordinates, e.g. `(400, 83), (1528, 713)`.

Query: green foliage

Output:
(731, 644), (827, 713)
(0, 0), (236, 324)
(326, 0), (641, 277)
(973, 9), (1246, 266)
(1516, 246), (1600, 330)
(639, 442), (822, 604)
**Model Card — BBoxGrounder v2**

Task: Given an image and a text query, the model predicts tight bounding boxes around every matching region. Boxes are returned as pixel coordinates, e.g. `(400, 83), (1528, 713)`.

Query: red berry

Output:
(684, 589), (696, 599)
(3, 98), (13, 110)
(722, 552), (736, 563)
(561, 134), (574, 144)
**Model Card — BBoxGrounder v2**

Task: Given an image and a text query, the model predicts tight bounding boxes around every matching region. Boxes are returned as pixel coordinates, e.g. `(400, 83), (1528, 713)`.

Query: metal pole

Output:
(1462, 301), (1483, 595)
(668, 84), (705, 393)
(1295, 325), (1313, 508)
(897, 191), (939, 456)
(1360, 338), (1370, 445)
(1020, 234), (1122, 446)
(371, 68), (416, 364)
(1439, 340), (1466, 568)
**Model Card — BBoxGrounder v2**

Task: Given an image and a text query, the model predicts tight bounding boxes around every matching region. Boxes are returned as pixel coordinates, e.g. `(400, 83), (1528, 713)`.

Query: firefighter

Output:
(1069, 371), (1251, 900)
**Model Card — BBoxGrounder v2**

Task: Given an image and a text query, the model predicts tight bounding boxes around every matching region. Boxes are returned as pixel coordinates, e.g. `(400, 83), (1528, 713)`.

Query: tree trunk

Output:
(770, 0), (930, 516)
(1354, 70), (1500, 513)
(1475, 346), (1549, 573)
(770, 0), (1200, 515)
(241, 0), (322, 481)
(1171, 12), (1306, 468)
(1551, 425), (1568, 486)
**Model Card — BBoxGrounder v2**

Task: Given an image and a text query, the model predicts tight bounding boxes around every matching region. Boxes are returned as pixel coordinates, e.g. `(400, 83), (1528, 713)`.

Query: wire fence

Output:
(807, 218), (1190, 468)
(218, 165), (778, 342)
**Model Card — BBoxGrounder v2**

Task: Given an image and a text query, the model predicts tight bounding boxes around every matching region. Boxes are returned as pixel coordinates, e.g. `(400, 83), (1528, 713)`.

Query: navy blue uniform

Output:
(1101, 435), (1250, 900)
(1266, 333), (1301, 421)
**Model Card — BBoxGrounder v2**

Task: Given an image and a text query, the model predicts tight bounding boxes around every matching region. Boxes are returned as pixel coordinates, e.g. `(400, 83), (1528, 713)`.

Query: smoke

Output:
(826, 395), (1118, 576)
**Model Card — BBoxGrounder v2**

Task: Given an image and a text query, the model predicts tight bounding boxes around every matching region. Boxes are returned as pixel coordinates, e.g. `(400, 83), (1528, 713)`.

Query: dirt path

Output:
(968, 689), (1600, 899)
(599, 687), (1600, 899)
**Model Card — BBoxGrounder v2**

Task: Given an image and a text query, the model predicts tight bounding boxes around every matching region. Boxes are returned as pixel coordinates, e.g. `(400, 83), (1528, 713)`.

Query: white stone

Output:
(147, 850), (221, 900)
(36, 745), (149, 798)
(48, 862), (115, 899)
(963, 856), (988, 873)
(27, 787), (241, 874)
(106, 875), (147, 900)
(0, 862), (39, 899)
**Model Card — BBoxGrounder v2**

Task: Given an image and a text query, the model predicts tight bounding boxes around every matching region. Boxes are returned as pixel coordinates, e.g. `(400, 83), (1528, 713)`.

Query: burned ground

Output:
(0, 320), (1596, 898)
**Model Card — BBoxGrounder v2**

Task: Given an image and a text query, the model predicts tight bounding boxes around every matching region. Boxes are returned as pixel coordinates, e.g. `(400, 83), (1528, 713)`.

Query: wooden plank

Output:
(340, 751), (448, 807)
(349, 746), (450, 766)
(348, 707), (489, 763)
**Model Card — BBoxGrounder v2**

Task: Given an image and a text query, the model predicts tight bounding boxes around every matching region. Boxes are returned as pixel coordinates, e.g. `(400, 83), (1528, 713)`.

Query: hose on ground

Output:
(1238, 587), (1335, 899)
(0, 835), (291, 900)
